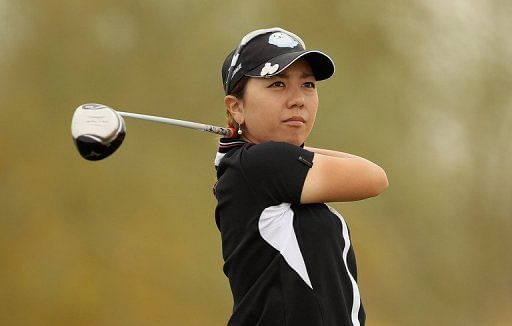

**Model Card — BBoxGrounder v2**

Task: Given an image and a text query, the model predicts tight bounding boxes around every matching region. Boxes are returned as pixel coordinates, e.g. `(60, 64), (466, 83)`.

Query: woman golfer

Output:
(214, 27), (388, 326)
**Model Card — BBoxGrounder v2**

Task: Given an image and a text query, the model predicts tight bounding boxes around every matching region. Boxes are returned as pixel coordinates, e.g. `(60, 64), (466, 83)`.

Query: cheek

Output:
(243, 97), (279, 125)
(310, 110), (317, 125)
(306, 96), (318, 117)
(245, 108), (279, 131)
(310, 93), (319, 110)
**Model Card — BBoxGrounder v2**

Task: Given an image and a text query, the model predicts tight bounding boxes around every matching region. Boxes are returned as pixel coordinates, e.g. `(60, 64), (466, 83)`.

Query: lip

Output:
(283, 116), (306, 126)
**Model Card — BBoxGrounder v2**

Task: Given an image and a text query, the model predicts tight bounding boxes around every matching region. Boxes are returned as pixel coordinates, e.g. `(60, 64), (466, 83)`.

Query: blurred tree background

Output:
(1, 0), (511, 325)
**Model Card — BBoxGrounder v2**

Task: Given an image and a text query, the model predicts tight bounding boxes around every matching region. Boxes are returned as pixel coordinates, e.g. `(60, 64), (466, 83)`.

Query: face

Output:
(226, 59), (319, 146)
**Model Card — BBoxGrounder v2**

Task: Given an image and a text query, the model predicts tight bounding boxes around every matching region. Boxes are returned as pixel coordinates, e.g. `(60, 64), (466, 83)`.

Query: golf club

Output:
(71, 103), (235, 161)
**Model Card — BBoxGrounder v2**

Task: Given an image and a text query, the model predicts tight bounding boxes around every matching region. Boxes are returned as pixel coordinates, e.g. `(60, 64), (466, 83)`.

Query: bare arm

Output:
(300, 146), (388, 204)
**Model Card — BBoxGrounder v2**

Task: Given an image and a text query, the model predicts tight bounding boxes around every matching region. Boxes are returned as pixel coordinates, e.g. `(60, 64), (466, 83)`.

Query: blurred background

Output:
(1, 0), (511, 325)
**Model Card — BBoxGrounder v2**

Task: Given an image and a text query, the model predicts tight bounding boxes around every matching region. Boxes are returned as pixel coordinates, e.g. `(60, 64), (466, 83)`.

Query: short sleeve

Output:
(239, 142), (314, 205)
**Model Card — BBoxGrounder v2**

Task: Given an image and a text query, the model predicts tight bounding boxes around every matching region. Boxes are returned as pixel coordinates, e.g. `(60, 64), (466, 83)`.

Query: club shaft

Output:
(117, 111), (234, 137)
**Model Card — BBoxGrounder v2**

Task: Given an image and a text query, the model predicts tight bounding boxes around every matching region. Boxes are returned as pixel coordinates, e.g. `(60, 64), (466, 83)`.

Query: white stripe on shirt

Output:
(258, 203), (313, 289)
(328, 205), (362, 326)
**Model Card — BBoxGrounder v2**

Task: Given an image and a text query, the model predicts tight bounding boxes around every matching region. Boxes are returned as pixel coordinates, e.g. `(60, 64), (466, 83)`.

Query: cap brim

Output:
(245, 50), (335, 81)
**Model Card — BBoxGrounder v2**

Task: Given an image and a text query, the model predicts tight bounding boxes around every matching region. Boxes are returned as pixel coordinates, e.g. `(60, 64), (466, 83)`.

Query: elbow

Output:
(368, 167), (389, 197)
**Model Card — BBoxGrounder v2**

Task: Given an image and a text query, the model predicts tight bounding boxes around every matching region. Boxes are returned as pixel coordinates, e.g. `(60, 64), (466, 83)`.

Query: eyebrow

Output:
(275, 71), (315, 79)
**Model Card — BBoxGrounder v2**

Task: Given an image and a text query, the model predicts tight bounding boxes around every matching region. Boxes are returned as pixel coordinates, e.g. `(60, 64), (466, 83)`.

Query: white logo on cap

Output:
(260, 62), (279, 76)
(268, 32), (299, 48)
(232, 63), (242, 76)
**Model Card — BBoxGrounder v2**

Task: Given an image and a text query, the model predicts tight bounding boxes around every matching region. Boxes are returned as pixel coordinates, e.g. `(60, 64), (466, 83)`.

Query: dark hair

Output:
(226, 77), (249, 128)
(229, 76), (249, 99)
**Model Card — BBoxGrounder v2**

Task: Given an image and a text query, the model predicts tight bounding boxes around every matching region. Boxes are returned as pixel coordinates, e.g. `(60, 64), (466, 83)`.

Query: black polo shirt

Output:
(215, 141), (365, 326)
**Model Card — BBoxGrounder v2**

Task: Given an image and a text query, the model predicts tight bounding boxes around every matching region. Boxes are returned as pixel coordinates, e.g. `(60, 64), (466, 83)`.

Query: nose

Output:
(286, 85), (305, 109)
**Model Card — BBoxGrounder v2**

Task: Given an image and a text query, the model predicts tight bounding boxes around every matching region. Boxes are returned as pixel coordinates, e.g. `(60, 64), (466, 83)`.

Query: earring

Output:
(237, 124), (243, 135)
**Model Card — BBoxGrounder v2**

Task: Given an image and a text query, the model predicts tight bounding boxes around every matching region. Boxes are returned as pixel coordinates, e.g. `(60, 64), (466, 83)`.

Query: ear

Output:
(224, 95), (245, 125)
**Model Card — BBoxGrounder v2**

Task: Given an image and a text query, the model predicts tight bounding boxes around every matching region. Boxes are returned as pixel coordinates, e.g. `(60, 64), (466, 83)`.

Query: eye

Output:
(303, 81), (316, 89)
(269, 81), (285, 88)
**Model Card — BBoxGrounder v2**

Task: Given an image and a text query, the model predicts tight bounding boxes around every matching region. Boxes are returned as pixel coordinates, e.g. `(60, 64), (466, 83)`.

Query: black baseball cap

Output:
(222, 27), (335, 95)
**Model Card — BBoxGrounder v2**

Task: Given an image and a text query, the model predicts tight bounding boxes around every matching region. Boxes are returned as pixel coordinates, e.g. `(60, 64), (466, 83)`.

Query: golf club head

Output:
(71, 103), (126, 161)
